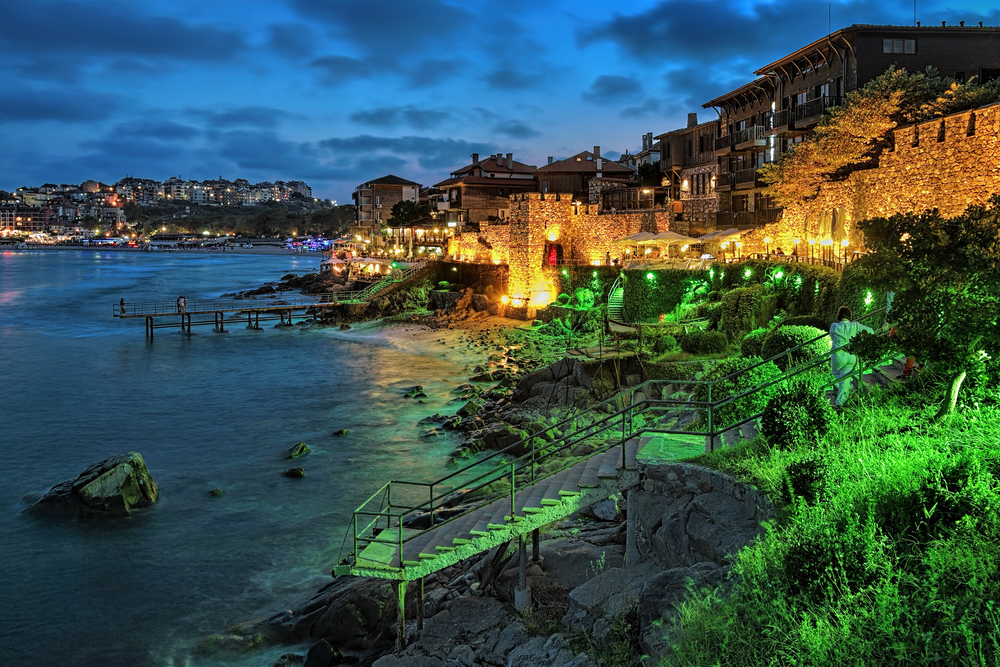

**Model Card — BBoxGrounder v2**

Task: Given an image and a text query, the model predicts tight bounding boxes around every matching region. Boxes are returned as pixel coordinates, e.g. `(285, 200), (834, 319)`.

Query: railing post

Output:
(429, 484), (434, 526)
(510, 462), (516, 519)
(707, 384), (714, 451)
(353, 512), (358, 560)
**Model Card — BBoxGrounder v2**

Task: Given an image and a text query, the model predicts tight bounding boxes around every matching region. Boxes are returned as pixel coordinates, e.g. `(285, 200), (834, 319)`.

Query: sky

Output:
(1, 0), (997, 203)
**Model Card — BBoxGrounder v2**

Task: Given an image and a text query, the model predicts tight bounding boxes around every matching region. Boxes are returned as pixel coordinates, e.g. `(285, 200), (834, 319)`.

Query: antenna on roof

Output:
(914, 0), (916, 26)
(829, 3), (831, 34)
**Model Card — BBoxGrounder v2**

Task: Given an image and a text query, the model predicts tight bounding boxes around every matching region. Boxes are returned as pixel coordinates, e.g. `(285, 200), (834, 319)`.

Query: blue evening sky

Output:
(1, 0), (996, 202)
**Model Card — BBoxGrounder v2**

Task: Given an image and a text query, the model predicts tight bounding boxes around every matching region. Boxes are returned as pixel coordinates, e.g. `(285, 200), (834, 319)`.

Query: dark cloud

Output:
(404, 58), (466, 88)
(114, 120), (201, 141)
(290, 0), (473, 53)
(621, 98), (668, 118)
(209, 130), (353, 181)
(349, 106), (452, 129)
(309, 55), (390, 85)
(664, 65), (751, 108)
(492, 121), (541, 138)
(481, 67), (545, 90)
(268, 23), (316, 59)
(579, 0), (907, 66)
(319, 135), (498, 171)
(582, 75), (643, 103)
(0, 87), (122, 123)
(0, 1), (246, 61)
(353, 155), (409, 176)
(189, 106), (295, 129)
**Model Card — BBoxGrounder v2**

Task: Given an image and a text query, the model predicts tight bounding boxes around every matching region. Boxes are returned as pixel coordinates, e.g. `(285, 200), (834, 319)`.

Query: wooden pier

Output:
(114, 261), (431, 338)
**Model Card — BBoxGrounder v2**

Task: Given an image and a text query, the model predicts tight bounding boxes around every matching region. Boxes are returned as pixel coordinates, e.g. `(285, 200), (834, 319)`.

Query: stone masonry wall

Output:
(630, 461), (774, 569)
(740, 102), (1000, 253)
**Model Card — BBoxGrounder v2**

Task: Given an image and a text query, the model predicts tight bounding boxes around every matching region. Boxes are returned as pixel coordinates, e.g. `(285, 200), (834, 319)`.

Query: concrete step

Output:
(597, 446), (624, 479)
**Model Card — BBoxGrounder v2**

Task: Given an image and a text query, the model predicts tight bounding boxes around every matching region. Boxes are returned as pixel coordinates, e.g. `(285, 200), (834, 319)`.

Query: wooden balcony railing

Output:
(793, 96), (842, 123)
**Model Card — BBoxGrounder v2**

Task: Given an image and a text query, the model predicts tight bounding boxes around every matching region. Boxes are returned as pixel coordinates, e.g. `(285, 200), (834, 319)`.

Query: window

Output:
(955, 71), (966, 83)
(795, 91), (808, 105)
(542, 180), (548, 193)
(375, 196), (381, 205)
(883, 38), (916, 54)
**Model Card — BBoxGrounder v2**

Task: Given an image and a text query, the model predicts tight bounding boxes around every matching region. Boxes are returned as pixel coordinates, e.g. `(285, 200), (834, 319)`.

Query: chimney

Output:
(942, 21), (946, 26)
(960, 20), (965, 26)
(548, 156), (554, 164)
(472, 153), (479, 165)
(506, 153), (513, 169)
(593, 146), (601, 160)
(688, 112), (698, 128)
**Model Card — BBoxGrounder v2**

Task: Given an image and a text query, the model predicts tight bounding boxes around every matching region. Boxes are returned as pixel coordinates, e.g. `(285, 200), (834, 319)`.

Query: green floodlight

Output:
(865, 290), (874, 306)
(593, 271), (598, 277)
(709, 268), (715, 279)
(562, 269), (568, 276)
(646, 272), (655, 280)
(744, 268), (752, 279)
(795, 275), (803, 287)
(774, 270), (784, 280)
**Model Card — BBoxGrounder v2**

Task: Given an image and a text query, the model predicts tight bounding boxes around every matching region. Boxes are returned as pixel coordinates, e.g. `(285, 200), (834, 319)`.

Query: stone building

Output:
(704, 23), (1000, 231)
(351, 174), (421, 234)
(739, 101), (1000, 255)
(433, 153), (537, 225)
(535, 147), (634, 201)
(655, 113), (720, 236)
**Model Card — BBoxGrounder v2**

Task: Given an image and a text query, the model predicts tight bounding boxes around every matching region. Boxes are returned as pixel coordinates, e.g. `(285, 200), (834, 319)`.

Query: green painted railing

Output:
(339, 307), (896, 573)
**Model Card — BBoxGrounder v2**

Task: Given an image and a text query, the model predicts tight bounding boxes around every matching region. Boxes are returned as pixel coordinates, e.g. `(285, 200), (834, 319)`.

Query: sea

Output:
(0, 249), (481, 666)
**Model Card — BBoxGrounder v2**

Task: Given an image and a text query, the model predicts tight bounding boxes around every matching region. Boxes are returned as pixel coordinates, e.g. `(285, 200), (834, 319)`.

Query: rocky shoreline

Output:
(193, 272), (769, 667)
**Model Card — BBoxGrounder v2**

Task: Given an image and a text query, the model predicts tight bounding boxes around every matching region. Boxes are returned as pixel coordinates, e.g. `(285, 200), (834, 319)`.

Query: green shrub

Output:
(573, 287), (595, 309)
(741, 327), (771, 358)
(436, 280), (450, 289)
(622, 269), (711, 322)
(694, 356), (783, 428)
(780, 456), (827, 505)
(776, 314), (829, 330)
(760, 325), (830, 370)
(720, 284), (778, 340)
(647, 361), (695, 383)
(556, 293), (571, 305)
(699, 331), (728, 354)
(761, 380), (835, 449)
(678, 331), (702, 354)
(651, 333), (678, 355)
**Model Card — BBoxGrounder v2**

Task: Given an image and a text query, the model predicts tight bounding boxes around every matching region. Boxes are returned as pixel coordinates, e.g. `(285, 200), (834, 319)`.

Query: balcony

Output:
(714, 134), (734, 154)
(715, 172), (734, 192)
(716, 208), (783, 229)
(734, 168), (764, 189)
(768, 108), (792, 134)
(792, 96), (842, 128)
(734, 126), (768, 150)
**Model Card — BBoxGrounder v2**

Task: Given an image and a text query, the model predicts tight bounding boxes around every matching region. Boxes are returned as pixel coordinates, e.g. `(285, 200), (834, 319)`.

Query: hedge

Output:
(622, 269), (710, 323)
(761, 325), (832, 371)
(720, 284), (778, 340)
(693, 356), (784, 428)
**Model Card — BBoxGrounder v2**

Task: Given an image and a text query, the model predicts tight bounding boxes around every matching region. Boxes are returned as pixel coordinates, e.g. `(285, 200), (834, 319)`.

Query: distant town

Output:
(0, 177), (319, 238)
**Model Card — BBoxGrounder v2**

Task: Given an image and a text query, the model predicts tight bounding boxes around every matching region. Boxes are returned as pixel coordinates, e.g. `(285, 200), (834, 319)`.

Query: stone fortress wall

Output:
(743, 101), (1000, 252)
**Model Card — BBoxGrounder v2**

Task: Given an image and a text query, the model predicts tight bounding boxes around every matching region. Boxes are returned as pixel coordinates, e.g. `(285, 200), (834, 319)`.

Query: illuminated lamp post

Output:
(792, 237), (800, 261)
(808, 238), (816, 263)
(841, 239), (850, 264)
(821, 238), (833, 265)
(764, 236), (772, 256)
(735, 241), (742, 261)
(720, 241), (729, 262)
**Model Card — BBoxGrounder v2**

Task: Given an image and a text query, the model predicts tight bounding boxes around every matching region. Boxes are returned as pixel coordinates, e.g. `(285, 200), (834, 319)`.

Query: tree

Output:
(636, 161), (661, 187)
(389, 200), (432, 226)
(849, 199), (1000, 419)
(760, 67), (1000, 209)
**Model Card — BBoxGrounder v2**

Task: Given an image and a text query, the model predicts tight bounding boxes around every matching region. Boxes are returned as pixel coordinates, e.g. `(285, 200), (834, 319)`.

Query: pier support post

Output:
(395, 580), (407, 653)
(514, 535), (531, 612)
(417, 577), (424, 631)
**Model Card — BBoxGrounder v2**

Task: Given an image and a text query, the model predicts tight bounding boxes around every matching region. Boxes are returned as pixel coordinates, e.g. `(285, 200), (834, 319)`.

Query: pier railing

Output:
(114, 261), (431, 317)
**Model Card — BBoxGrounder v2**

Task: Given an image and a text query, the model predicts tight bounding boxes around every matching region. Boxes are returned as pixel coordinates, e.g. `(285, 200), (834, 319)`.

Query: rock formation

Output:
(29, 451), (158, 516)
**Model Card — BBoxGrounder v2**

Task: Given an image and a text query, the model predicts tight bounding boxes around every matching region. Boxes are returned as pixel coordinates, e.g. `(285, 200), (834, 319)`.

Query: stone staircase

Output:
(336, 438), (650, 581)
(607, 284), (625, 321)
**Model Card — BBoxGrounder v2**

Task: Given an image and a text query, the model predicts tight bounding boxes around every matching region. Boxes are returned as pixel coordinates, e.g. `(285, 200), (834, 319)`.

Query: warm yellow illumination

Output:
(548, 233), (557, 242)
(840, 239), (849, 247)
(681, 244), (688, 251)
(808, 239), (816, 245)
(501, 295), (509, 304)
(765, 237), (772, 244)
(793, 238), (800, 244)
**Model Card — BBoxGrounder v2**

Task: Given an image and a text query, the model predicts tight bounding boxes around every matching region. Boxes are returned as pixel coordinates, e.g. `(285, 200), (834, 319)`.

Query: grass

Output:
(661, 379), (1000, 667)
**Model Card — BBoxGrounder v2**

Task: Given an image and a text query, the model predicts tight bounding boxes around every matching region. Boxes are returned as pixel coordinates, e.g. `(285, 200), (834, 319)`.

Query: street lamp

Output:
(808, 238), (816, 263)
(793, 238), (800, 260)
(841, 239), (850, 263)
(764, 236), (772, 255)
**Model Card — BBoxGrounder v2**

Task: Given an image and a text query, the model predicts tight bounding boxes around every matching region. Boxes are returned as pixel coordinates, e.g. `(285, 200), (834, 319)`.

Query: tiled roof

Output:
(363, 174), (421, 187)
(452, 156), (537, 176)
(536, 152), (634, 173)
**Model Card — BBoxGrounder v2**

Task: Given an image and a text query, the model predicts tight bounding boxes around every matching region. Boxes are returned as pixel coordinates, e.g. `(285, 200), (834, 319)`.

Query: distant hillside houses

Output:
(0, 176), (314, 235)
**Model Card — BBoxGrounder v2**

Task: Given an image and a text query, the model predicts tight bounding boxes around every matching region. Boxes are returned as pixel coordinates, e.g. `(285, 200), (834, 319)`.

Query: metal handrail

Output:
(342, 304), (894, 570)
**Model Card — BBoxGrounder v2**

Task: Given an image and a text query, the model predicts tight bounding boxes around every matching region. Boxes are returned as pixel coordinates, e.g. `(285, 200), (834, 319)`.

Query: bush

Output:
(678, 330), (727, 355)
(694, 356), (783, 428)
(760, 325), (830, 370)
(741, 327), (771, 358)
(651, 333), (678, 355)
(720, 284), (778, 340)
(436, 280), (450, 289)
(761, 380), (835, 450)
(780, 456), (827, 505)
(776, 314), (829, 330)
(556, 293), (571, 305)
(574, 287), (595, 309)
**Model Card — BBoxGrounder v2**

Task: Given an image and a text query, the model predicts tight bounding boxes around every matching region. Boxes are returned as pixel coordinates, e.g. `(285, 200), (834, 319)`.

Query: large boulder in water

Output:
(30, 451), (159, 516)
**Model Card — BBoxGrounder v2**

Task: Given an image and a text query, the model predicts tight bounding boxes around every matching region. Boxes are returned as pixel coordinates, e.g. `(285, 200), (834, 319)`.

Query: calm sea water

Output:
(0, 250), (478, 666)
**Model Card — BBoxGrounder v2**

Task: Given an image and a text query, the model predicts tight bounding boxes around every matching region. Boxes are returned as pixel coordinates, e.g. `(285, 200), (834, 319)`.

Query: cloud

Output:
(114, 120), (201, 141)
(290, 0), (473, 53)
(621, 98), (669, 118)
(268, 22), (317, 59)
(582, 75), (643, 103)
(309, 55), (391, 85)
(350, 105), (452, 129)
(189, 106), (296, 129)
(481, 67), (545, 90)
(492, 120), (541, 138)
(579, 0), (908, 66)
(319, 135), (498, 171)
(0, 1), (246, 61)
(404, 58), (465, 88)
(0, 87), (122, 123)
